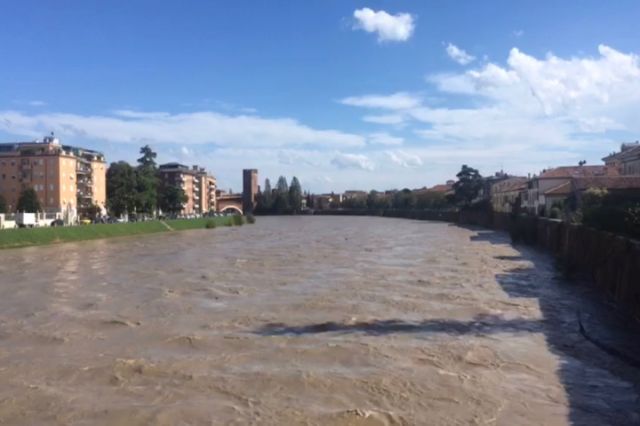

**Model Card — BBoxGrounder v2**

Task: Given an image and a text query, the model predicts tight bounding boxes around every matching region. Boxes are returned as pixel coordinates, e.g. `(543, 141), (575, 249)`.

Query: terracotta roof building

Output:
(491, 177), (528, 213)
(0, 135), (106, 222)
(602, 142), (640, 175)
(158, 163), (217, 216)
(526, 164), (619, 216)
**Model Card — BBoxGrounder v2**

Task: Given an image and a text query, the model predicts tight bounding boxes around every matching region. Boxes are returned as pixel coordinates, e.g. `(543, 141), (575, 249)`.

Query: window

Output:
(49, 184), (55, 191)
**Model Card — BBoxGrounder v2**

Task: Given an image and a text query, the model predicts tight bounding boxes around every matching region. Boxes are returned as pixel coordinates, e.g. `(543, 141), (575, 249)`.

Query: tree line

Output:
(0, 187), (43, 214)
(255, 176), (304, 214)
(107, 145), (187, 217)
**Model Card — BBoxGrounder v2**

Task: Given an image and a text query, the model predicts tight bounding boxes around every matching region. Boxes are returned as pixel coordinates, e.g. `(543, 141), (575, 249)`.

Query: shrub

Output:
(549, 207), (561, 219)
(579, 189), (640, 240)
(232, 215), (244, 226)
(245, 214), (256, 224)
(205, 219), (217, 229)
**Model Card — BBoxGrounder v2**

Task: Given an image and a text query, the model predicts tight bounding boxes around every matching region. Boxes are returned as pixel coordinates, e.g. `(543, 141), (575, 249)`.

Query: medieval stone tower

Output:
(242, 169), (258, 214)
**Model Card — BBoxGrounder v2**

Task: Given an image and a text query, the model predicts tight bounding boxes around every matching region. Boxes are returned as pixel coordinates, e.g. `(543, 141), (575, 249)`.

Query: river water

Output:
(0, 216), (638, 425)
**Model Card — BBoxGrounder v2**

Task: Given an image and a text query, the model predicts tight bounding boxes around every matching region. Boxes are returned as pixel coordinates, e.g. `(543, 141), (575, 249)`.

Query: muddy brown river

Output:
(0, 216), (639, 425)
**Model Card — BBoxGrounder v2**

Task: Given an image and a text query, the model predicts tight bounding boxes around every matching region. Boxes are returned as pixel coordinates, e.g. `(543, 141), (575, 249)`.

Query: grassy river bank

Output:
(0, 216), (245, 250)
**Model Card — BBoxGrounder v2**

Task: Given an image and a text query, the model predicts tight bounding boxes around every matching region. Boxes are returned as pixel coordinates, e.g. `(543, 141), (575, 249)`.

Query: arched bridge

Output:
(216, 194), (243, 214)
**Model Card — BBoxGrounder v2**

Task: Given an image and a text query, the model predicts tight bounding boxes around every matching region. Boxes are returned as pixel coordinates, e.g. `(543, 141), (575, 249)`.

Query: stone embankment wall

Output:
(315, 209), (640, 319)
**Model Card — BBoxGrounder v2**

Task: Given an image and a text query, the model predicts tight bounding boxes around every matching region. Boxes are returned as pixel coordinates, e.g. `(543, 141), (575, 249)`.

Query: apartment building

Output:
(0, 135), (106, 221)
(158, 163), (217, 215)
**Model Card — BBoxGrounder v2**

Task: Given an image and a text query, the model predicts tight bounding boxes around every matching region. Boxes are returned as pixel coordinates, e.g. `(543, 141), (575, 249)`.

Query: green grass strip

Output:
(0, 216), (236, 250)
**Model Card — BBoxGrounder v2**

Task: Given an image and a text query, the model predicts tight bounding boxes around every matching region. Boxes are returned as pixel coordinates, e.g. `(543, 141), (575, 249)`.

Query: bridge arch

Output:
(220, 205), (243, 215)
(216, 194), (243, 215)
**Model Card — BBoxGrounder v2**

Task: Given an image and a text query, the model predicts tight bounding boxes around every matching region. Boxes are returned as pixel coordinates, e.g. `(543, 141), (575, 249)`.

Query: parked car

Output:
(50, 219), (64, 227)
(79, 218), (92, 225)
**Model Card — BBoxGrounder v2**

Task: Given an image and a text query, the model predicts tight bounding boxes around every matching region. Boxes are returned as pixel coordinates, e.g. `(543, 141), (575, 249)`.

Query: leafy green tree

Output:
(452, 165), (483, 207)
(0, 194), (7, 214)
(289, 176), (303, 213)
(276, 176), (288, 194)
(415, 191), (448, 210)
(158, 184), (188, 215)
(137, 145), (157, 169)
(343, 196), (367, 209)
(392, 188), (416, 210)
(366, 190), (379, 209)
(135, 145), (159, 215)
(16, 188), (41, 212)
(107, 161), (138, 217)
(261, 178), (273, 211)
(273, 176), (290, 213)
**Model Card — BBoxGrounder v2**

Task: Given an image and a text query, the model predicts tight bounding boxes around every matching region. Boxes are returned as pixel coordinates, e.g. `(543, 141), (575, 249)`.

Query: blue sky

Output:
(1, 1), (639, 192)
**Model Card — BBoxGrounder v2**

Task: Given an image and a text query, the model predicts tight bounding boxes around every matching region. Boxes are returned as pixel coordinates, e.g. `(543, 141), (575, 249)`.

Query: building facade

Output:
(0, 135), (106, 221)
(158, 163), (217, 215)
(603, 142), (640, 175)
(525, 165), (616, 215)
(490, 177), (528, 213)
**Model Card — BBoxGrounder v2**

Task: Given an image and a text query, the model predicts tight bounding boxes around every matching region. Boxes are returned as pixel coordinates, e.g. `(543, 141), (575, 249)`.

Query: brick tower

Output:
(242, 169), (258, 214)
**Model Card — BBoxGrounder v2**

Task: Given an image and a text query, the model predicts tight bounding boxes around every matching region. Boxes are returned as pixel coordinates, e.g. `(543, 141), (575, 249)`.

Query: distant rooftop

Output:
(602, 141), (640, 161)
(538, 165), (614, 179)
(0, 135), (105, 160)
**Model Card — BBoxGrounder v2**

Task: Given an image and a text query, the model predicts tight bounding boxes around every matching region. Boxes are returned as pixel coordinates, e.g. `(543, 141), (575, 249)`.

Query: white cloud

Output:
(431, 44), (640, 125)
(368, 132), (403, 146)
(387, 150), (423, 168)
(0, 110), (365, 149)
(340, 92), (421, 110)
(362, 114), (406, 125)
(445, 43), (475, 65)
(513, 30), (524, 38)
(331, 153), (375, 171)
(27, 100), (47, 107)
(341, 44), (640, 184)
(353, 8), (415, 42)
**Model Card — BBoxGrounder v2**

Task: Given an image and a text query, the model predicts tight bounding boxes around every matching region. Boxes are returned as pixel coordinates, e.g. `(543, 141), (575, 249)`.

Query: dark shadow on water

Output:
(494, 255), (525, 261)
(254, 227), (640, 425)
(256, 314), (542, 336)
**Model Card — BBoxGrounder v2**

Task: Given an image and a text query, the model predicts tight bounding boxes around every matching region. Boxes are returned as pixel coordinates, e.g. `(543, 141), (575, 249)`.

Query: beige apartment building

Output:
(0, 135), (106, 221)
(158, 163), (217, 215)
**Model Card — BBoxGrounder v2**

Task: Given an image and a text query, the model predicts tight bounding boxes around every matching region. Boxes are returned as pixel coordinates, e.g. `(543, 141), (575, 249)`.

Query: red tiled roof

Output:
(544, 176), (640, 196)
(428, 184), (454, 193)
(491, 177), (528, 194)
(544, 181), (572, 196)
(538, 165), (617, 179)
(602, 143), (640, 162)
